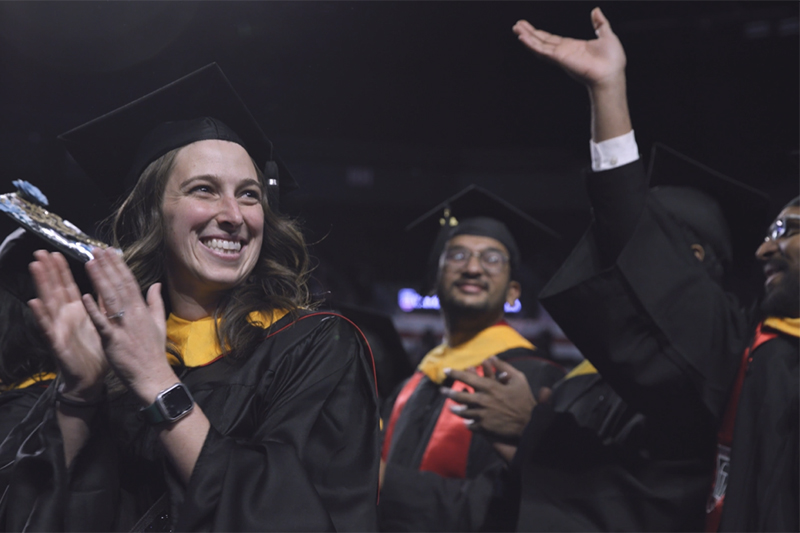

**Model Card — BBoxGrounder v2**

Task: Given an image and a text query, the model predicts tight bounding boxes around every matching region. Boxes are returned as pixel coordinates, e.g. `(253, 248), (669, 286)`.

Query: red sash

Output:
(382, 369), (482, 478)
(382, 372), (424, 462)
(705, 323), (778, 531)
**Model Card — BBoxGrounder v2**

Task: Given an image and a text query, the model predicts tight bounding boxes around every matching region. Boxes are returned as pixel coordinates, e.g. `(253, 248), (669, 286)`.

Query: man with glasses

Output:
(446, 7), (796, 531)
(378, 186), (565, 532)
(709, 199), (799, 531)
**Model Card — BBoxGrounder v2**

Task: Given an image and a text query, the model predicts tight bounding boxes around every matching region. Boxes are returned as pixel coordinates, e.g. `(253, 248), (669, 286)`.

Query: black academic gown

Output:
(379, 344), (565, 532)
(0, 380), (51, 442)
(505, 371), (717, 532)
(0, 311), (380, 532)
(517, 160), (749, 531)
(718, 326), (799, 532)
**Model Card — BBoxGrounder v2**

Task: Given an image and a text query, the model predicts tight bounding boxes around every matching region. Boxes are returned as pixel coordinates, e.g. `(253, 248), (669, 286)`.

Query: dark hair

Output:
(0, 286), (55, 386)
(104, 145), (314, 360)
(787, 196), (800, 209)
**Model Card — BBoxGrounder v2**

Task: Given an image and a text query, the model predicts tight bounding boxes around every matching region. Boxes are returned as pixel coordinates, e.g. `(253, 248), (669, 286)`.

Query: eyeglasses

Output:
(764, 214), (800, 242)
(441, 247), (509, 274)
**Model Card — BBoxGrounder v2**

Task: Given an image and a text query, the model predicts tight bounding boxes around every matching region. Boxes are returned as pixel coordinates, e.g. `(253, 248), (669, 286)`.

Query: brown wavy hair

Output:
(103, 146), (314, 361)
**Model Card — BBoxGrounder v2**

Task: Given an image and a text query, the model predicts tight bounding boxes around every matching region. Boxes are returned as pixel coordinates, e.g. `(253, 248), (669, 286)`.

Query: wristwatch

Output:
(140, 383), (195, 425)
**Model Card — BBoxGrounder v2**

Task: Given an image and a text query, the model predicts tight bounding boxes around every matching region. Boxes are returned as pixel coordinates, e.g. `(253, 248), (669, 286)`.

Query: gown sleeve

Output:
(539, 161), (748, 426)
(176, 314), (380, 532)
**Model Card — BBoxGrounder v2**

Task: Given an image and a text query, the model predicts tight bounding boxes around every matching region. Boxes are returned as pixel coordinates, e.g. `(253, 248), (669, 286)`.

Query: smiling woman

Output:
(0, 64), (379, 532)
(160, 140), (266, 318)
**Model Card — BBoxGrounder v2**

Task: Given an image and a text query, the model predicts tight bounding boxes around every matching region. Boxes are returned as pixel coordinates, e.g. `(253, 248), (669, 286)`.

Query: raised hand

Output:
(441, 357), (537, 440)
(28, 250), (107, 400)
(82, 247), (175, 405)
(513, 7), (626, 90)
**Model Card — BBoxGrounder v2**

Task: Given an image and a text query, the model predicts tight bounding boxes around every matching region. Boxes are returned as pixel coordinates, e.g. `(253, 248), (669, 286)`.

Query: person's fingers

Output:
(30, 253), (57, 306)
(30, 253), (72, 317)
(82, 293), (112, 336)
(27, 298), (54, 336)
(514, 20), (561, 56)
(489, 357), (526, 382)
(449, 404), (483, 420)
(440, 387), (483, 406)
(445, 368), (494, 391)
(481, 359), (496, 380)
(592, 7), (612, 36)
(102, 248), (141, 301)
(146, 283), (166, 323)
(52, 251), (82, 303)
(85, 256), (124, 317)
(537, 386), (553, 404)
(512, 19), (534, 36)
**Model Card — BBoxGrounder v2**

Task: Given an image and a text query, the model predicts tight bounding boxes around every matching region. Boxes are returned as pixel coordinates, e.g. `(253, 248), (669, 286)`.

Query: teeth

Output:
(204, 238), (242, 253)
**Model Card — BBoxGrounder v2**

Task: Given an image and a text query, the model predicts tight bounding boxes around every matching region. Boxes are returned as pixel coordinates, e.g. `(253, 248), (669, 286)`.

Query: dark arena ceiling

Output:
(0, 1), (797, 301)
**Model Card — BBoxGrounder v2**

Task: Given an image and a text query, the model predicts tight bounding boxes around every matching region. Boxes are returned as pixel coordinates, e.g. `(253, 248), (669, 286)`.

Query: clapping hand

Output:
(28, 250), (107, 401)
(81, 247), (174, 405)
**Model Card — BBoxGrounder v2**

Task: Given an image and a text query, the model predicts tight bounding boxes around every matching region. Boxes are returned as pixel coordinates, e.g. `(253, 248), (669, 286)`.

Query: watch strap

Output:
(140, 401), (167, 425)
(139, 383), (194, 425)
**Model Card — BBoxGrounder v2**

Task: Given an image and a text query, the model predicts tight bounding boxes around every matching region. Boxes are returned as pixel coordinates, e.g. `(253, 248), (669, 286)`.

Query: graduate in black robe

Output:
(379, 187), (565, 531)
(448, 10), (770, 531)
(712, 200), (800, 532)
(0, 310), (378, 531)
(0, 64), (379, 531)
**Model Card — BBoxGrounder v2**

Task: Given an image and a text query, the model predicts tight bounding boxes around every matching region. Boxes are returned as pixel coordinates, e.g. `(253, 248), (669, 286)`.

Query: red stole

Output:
(705, 323), (778, 531)
(382, 367), (485, 478)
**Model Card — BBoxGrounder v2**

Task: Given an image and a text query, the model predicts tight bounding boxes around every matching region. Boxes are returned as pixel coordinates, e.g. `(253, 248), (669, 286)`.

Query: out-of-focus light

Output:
(397, 288), (521, 313)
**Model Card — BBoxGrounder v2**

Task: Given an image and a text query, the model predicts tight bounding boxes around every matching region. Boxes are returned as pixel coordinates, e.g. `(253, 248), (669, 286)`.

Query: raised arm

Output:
(516, 9), (644, 261)
(513, 8), (631, 142)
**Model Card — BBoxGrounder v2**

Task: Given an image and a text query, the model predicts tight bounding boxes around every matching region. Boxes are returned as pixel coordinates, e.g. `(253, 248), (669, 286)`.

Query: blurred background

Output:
(1, 1), (797, 370)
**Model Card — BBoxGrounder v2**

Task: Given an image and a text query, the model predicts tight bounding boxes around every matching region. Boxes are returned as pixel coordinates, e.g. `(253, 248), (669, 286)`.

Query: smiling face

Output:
(161, 139), (264, 306)
(436, 234), (520, 321)
(756, 205), (800, 318)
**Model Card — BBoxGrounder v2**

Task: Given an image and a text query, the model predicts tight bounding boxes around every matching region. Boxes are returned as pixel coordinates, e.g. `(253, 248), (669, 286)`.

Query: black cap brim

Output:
(58, 63), (297, 203)
(405, 184), (561, 293)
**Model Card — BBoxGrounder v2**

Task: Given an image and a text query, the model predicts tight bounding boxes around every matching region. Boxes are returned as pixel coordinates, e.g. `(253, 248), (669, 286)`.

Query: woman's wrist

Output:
(56, 377), (106, 408)
(132, 370), (181, 407)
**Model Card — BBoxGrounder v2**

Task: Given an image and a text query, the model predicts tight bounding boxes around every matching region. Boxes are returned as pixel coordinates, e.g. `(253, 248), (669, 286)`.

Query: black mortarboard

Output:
(329, 302), (414, 401)
(647, 142), (770, 268)
(58, 63), (297, 206)
(406, 185), (561, 294)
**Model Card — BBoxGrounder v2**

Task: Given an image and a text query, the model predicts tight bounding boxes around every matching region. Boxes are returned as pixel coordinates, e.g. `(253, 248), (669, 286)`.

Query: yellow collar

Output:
(565, 359), (598, 380)
(417, 323), (534, 384)
(2, 372), (56, 391)
(166, 310), (288, 367)
(562, 319), (800, 382)
(764, 316), (800, 338)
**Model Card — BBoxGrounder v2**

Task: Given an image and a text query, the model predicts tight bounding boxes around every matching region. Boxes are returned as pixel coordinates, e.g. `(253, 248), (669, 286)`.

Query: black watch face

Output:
(160, 385), (194, 420)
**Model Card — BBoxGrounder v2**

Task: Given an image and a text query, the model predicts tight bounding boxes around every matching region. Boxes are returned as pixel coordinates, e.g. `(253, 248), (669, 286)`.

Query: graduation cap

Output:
(647, 142), (770, 269)
(405, 185), (561, 295)
(330, 302), (414, 401)
(58, 63), (297, 207)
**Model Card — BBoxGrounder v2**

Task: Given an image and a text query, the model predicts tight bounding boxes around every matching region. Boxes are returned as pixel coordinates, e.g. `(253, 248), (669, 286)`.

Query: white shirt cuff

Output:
(590, 130), (640, 172)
